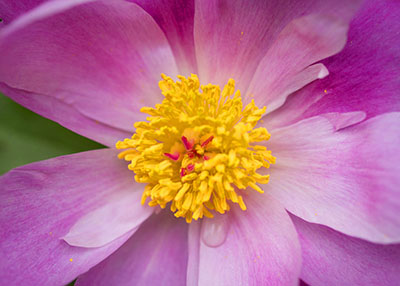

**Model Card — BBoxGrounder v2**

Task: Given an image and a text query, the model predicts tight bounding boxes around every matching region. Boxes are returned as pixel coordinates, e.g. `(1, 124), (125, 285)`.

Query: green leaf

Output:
(0, 93), (104, 174)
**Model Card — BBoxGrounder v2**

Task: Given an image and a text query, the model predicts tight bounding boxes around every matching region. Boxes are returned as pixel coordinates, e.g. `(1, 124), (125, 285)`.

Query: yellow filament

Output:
(116, 74), (275, 223)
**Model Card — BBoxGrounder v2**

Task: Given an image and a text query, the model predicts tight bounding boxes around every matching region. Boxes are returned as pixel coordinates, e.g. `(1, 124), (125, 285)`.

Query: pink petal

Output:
(0, 0), (178, 134)
(264, 113), (400, 243)
(201, 213), (230, 247)
(0, 83), (131, 147)
(291, 215), (400, 285)
(130, 0), (197, 75)
(266, 0), (400, 125)
(263, 83), (366, 130)
(194, 0), (361, 92)
(187, 220), (201, 286)
(0, 149), (149, 285)
(319, 111), (366, 131)
(247, 14), (347, 112)
(187, 193), (302, 285)
(76, 213), (188, 286)
(63, 183), (153, 248)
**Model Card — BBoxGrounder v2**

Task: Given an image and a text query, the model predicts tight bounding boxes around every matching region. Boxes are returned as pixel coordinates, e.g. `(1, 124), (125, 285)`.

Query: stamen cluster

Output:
(116, 74), (275, 223)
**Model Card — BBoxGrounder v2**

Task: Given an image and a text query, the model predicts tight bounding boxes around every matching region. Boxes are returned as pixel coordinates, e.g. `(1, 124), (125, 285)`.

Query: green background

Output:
(0, 93), (103, 175)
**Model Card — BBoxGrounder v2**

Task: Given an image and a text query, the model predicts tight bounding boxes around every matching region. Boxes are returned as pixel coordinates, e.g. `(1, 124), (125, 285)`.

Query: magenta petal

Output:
(273, 0), (400, 123)
(0, 0), (96, 35)
(291, 215), (400, 285)
(305, 0), (400, 118)
(0, 1), (42, 24)
(265, 113), (400, 243)
(130, 0), (197, 75)
(194, 0), (361, 92)
(0, 149), (148, 285)
(187, 193), (301, 285)
(247, 14), (347, 112)
(0, 0), (178, 133)
(76, 213), (188, 286)
(0, 0), (70, 25)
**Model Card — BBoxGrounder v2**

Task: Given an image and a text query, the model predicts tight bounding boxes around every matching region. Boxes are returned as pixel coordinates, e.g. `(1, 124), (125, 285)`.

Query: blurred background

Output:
(0, 93), (103, 175)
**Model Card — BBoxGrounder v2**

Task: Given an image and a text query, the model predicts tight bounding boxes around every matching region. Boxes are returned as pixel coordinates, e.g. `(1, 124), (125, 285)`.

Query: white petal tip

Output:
(317, 65), (329, 79)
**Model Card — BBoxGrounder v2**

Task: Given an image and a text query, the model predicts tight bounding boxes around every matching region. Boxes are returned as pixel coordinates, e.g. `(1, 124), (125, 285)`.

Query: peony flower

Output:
(1, 0), (399, 285)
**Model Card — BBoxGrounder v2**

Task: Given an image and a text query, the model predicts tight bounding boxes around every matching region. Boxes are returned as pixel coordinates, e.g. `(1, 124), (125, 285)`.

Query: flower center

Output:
(116, 74), (275, 223)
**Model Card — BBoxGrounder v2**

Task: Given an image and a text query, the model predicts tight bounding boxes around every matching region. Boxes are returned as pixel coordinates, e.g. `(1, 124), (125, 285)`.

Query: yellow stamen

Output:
(116, 74), (275, 223)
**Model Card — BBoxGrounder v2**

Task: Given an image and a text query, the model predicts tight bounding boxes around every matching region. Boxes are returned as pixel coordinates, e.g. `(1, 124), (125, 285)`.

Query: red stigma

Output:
(171, 135), (214, 177)
(180, 168), (186, 177)
(201, 135), (214, 147)
(181, 136), (194, 150)
(164, 152), (180, 161)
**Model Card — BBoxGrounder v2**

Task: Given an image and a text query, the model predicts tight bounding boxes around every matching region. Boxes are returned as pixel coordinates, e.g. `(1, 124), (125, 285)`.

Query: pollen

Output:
(116, 74), (275, 223)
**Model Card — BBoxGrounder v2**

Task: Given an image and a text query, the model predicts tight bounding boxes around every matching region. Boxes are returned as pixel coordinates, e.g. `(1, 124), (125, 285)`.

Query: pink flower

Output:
(1, 0), (399, 285)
